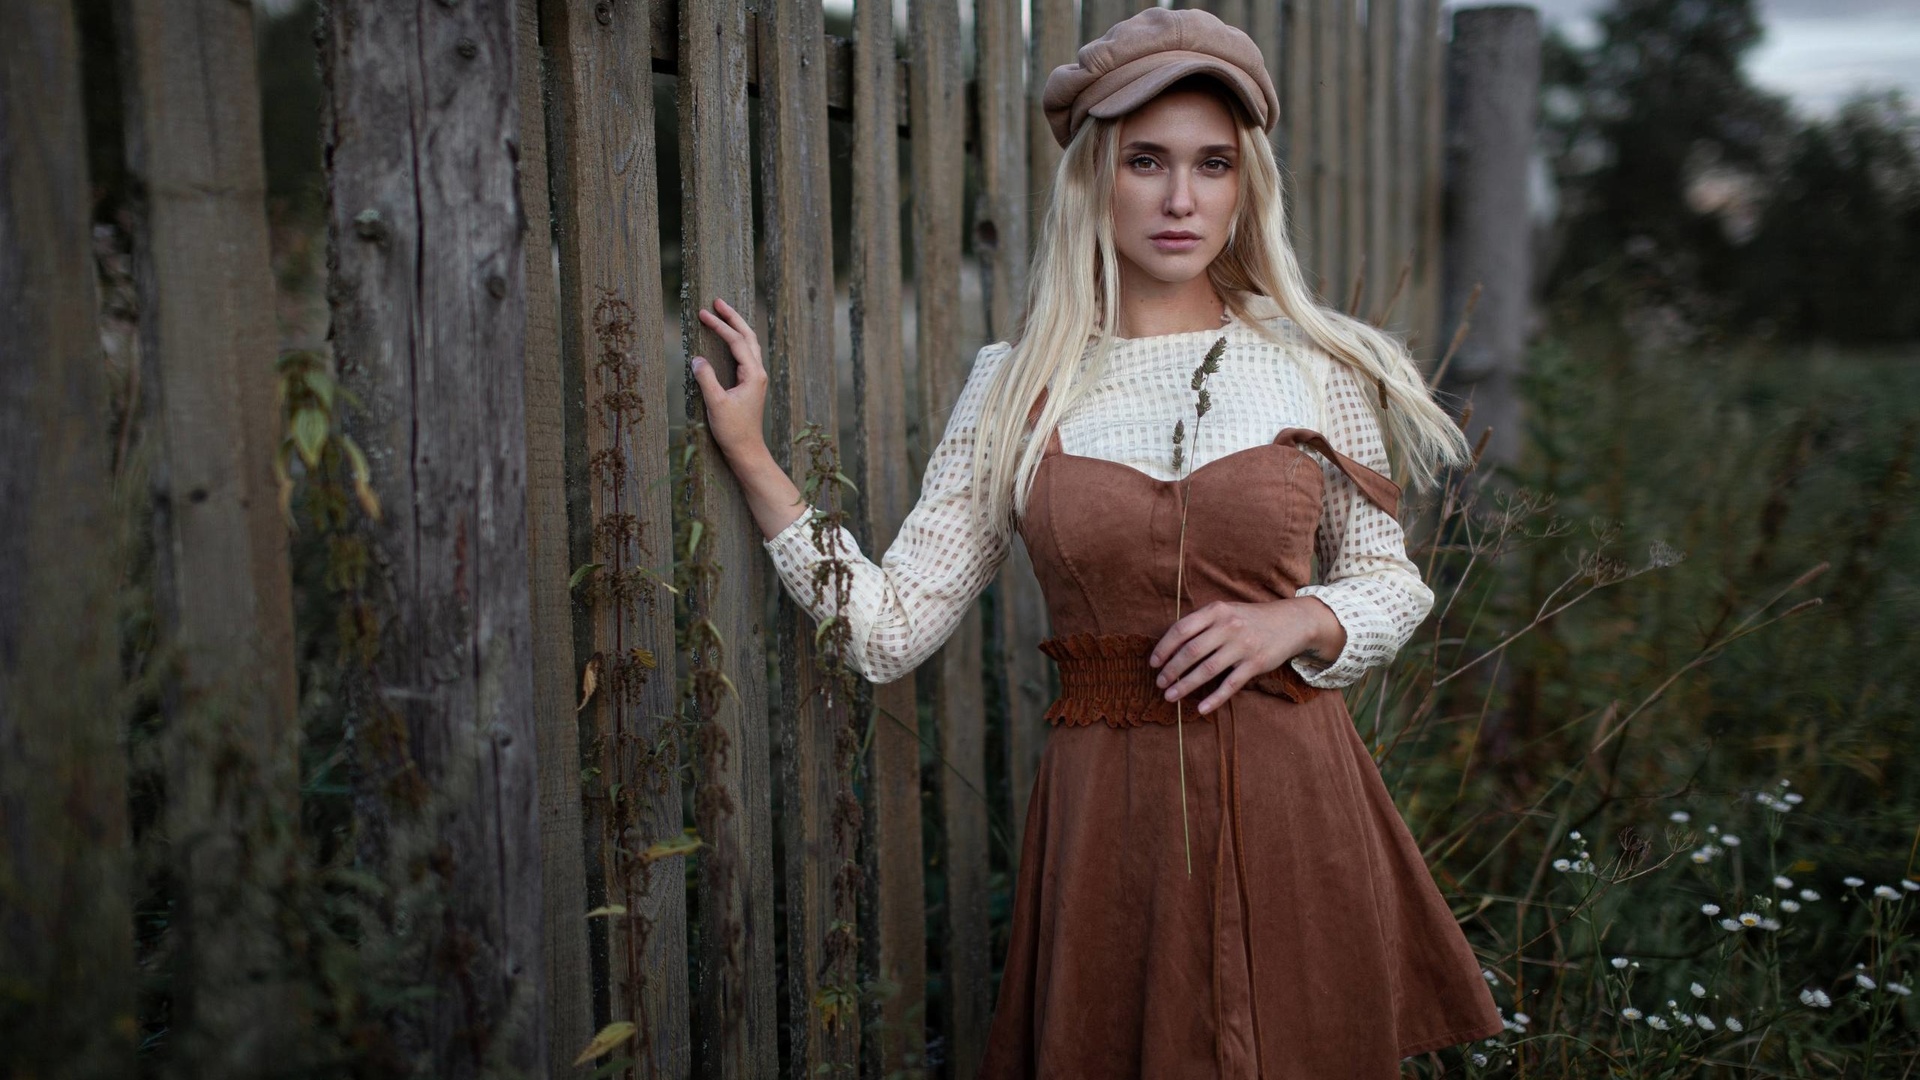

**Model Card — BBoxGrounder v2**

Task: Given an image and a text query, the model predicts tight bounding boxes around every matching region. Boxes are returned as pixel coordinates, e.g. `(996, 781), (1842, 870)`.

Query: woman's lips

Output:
(1150, 234), (1201, 252)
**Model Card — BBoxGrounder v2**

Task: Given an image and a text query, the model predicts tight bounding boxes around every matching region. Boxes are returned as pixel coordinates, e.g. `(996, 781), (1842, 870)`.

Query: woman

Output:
(686, 8), (1503, 1076)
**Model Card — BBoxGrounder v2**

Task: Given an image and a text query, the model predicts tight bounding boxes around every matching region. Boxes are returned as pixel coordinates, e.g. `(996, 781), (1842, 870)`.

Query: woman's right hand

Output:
(688, 296), (768, 463)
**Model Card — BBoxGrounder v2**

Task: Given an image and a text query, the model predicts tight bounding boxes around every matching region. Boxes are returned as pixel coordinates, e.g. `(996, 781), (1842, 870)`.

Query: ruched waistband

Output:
(1037, 631), (1321, 729)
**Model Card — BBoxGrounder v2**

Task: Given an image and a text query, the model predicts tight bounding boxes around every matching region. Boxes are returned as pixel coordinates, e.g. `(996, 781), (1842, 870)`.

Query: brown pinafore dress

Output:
(978, 396), (1504, 1079)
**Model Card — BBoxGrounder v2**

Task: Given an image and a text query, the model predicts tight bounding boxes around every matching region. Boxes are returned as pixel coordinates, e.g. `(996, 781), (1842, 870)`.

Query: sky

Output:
(1502, 0), (1920, 116)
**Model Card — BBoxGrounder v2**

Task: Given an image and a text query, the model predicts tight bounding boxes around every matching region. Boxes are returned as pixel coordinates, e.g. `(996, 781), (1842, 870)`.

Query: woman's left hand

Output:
(1148, 597), (1347, 714)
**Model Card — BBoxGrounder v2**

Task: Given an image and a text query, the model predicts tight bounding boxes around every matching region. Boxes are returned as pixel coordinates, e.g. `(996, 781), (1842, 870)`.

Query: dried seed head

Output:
(1173, 419), (1185, 444)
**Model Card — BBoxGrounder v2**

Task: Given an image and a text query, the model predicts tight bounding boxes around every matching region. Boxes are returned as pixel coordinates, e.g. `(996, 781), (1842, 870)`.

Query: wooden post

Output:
(1030, 0), (1077, 242)
(976, 0), (1047, 875)
(1247, 0), (1283, 161)
(1440, 5), (1541, 467)
(678, 2), (779, 1077)
(757, 1), (852, 1076)
(1081, 0), (1130, 43)
(1412, 0), (1445, 356)
(849, 3), (929, 1075)
(1342, 0), (1366, 307)
(1367, 0), (1397, 320)
(1313, 0), (1343, 297)
(1284, 0), (1316, 255)
(541, 1), (693, 1074)
(112, 0), (301, 1070)
(319, 1), (546, 1074)
(0, 2), (134, 1073)
(510, 1), (595, 1073)
(908, 0), (989, 1075)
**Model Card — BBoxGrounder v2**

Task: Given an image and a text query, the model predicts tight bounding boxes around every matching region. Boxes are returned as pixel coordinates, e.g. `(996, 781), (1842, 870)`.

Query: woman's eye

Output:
(1203, 158), (1232, 173)
(1129, 156), (1160, 171)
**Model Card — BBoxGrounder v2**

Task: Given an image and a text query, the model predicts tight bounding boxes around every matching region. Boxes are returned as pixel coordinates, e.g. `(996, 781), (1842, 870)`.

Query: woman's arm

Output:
(1288, 353), (1436, 688)
(689, 298), (1016, 684)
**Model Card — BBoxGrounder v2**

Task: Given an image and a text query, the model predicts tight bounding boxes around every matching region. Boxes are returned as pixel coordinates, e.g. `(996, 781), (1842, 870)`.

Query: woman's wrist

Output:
(1289, 595), (1347, 669)
(727, 442), (810, 542)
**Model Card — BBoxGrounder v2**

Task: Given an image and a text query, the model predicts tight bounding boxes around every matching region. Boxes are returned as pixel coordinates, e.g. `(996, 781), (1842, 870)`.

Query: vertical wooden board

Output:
(319, 1), (546, 1075)
(1284, 0), (1316, 259)
(1367, 0), (1396, 321)
(1392, 0), (1424, 330)
(677, 3), (779, 1078)
(0, 1), (134, 1073)
(757, 2), (849, 1077)
(511, 0), (595, 1073)
(1413, 0), (1445, 355)
(1081, 0), (1130, 42)
(848, 2), (927, 1075)
(1029, 0), (1076, 243)
(908, 0), (989, 1076)
(977, 0), (1047, 873)
(542, 1), (692, 1074)
(113, 0), (300, 1070)
(1313, 0), (1342, 296)
(1343, 0), (1366, 308)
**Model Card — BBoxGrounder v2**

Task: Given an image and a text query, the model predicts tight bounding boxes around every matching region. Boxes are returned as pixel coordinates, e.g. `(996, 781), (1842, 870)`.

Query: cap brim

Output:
(1085, 56), (1267, 130)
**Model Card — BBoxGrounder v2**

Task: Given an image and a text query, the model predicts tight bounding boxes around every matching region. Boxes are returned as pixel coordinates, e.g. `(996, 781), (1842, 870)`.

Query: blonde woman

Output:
(687, 8), (1502, 1076)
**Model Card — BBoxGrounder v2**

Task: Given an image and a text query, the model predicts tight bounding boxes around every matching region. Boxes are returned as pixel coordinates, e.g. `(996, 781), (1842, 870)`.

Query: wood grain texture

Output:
(1413, 0), (1445, 356)
(1367, 0), (1396, 319)
(756, 1), (851, 1076)
(0, 2), (134, 1073)
(1314, 0), (1342, 295)
(542, 1), (693, 1074)
(319, 1), (546, 1073)
(847, 3), (928, 1075)
(1080, 0), (1130, 43)
(1285, 0), (1315, 254)
(677, 2), (779, 1077)
(510, 1), (594, 1073)
(1028, 0), (1075, 241)
(975, 0), (1048, 877)
(114, 1), (301, 1071)
(1343, 0), (1366, 305)
(908, 1), (990, 1075)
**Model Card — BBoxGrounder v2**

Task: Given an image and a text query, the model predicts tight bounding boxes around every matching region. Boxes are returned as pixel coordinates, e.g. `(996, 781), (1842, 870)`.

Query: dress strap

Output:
(1025, 386), (1063, 457)
(1271, 427), (1402, 515)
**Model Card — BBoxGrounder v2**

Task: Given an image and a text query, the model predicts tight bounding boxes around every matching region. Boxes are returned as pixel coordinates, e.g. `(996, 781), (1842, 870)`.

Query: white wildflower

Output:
(1773, 875), (1794, 889)
(1471, 1052), (1488, 1067)
(1783, 792), (1803, 804)
(1759, 917), (1782, 931)
(1887, 982), (1912, 996)
(1701, 903), (1721, 916)
(1611, 956), (1630, 970)
(1690, 982), (1707, 998)
(1696, 1014), (1716, 1031)
(1720, 918), (1741, 931)
(1721, 834), (1741, 847)
(1670, 810), (1691, 823)
(1874, 885), (1901, 900)
(1857, 972), (1878, 990)
(1620, 1007), (1643, 1021)
(1553, 858), (1572, 872)
(1482, 968), (1497, 984)
(1799, 988), (1832, 1008)
(1781, 899), (1801, 913)
(1904, 879), (1919, 892)
(1569, 830), (1583, 841)
(1647, 1015), (1671, 1031)
(1725, 1016), (1744, 1032)
(1512, 1012), (1530, 1027)
(1845, 876), (1866, 887)
(1800, 888), (1821, 902)
(1738, 912), (1761, 927)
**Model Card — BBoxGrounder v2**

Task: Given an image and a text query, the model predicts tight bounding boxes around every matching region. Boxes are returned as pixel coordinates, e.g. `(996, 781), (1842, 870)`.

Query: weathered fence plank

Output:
(1285, 0), (1315, 247)
(677, 2), (780, 1077)
(1414, 0), (1446, 353)
(1343, 0), (1366, 304)
(510, 1), (594, 1073)
(1029, 0), (1076, 242)
(907, 0), (989, 1075)
(541, 1), (693, 1074)
(0, 2), (134, 1073)
(1313, 0), (1342, 294)
(848, 3), (928, 1076)
(975, 0), (1046, 875)
(1441, 5), (1542, 466)
(113, 0), (300, 1071)
(757, 1), (853, 1076)
(319, 1), (546, 1074)
(1367, 0), (1397, 317)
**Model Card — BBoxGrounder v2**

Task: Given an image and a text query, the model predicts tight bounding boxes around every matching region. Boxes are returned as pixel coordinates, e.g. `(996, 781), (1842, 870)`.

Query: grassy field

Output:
(1369, 322), (1918, 1076)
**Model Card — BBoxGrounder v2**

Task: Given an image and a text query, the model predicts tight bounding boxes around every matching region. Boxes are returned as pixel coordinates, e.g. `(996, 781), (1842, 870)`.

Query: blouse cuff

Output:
(1288, 586), (1381, 689)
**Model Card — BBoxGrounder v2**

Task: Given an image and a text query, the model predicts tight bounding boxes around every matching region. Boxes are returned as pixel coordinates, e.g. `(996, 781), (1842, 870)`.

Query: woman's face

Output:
(1109, 87), (1242, 288)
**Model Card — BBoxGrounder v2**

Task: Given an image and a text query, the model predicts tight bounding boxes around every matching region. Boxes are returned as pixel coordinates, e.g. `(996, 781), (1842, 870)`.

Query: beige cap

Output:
(1042, 7), (1279, 150)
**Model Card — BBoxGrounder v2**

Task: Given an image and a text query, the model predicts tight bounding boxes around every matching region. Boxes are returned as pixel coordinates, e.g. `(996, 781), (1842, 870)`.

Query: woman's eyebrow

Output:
(1120, 140), (1239, 155)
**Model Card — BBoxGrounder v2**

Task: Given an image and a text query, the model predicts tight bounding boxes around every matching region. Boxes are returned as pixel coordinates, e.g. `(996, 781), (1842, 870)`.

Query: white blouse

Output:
(760, 304), (1435, 689)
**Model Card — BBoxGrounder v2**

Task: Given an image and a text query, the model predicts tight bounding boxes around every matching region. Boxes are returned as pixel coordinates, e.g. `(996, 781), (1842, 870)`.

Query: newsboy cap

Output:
(1042, 7), (1279, 150)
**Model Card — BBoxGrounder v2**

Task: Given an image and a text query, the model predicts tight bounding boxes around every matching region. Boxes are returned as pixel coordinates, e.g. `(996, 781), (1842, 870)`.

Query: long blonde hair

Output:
(966, 83), (1470, 531)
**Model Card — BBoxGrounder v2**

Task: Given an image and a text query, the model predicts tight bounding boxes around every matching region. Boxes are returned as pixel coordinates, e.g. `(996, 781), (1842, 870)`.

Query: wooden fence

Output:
(1, 0), (1475, 1077)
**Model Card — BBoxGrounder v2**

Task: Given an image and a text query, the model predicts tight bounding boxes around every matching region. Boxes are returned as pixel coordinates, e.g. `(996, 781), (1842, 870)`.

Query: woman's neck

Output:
(1114, 274), (1229, 339)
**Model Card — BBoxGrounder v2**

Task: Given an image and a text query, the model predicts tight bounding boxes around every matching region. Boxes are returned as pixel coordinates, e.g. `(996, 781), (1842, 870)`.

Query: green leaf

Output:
(687, 520), (705, 559)
(292, 407), (329, 468)
(834, 471), (859, 493)
(304, 368), (339, 412)
(340, 436), (381, 521)
(568, 562), (604, 590)
(572, 1022), (637, 1067)
(813, 616), (840, 647)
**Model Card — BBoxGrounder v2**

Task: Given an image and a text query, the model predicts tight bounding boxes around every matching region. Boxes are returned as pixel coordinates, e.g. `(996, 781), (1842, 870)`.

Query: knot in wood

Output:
(486, 275), (508, 300)
(595, 2), (613, 26)
(352, 208), (386, 243)
(456, 37), (478, 59)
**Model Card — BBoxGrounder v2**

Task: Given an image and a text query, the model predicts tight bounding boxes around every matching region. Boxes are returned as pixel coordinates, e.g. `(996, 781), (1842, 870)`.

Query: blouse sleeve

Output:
(1288, 353), (1435, 688)
(761, 341), (1016, 684)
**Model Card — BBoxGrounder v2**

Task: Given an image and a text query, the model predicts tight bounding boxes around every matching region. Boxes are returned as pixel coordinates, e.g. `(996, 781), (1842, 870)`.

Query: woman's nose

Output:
(1164, 169), (1196, 215)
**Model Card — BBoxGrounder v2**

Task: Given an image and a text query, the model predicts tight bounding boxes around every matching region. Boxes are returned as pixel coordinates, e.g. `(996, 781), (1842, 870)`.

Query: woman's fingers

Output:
(1157, 622), (1240, 703)
(701, 298), (764, 375)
